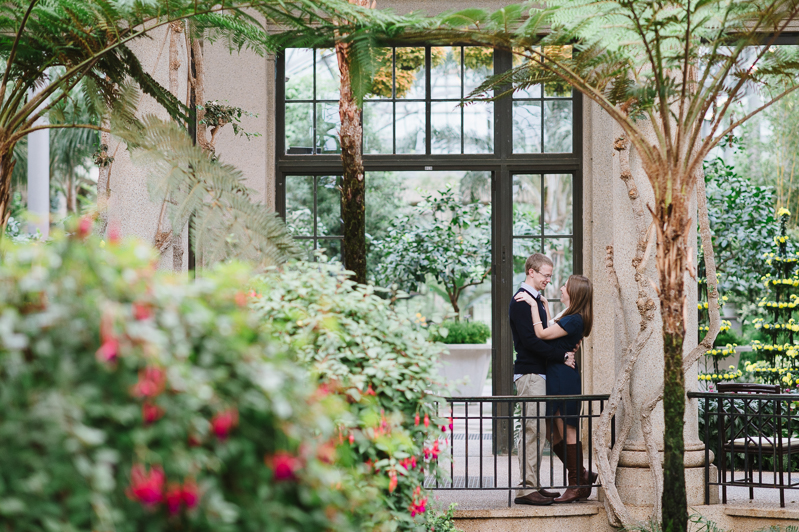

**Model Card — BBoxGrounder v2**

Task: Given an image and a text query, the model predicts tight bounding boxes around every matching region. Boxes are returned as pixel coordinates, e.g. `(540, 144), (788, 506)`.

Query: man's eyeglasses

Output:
(534, 269), (552, 280)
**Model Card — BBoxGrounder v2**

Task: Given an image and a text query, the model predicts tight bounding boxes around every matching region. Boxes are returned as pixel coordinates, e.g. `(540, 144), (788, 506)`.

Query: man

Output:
(509, 253), (576, 506)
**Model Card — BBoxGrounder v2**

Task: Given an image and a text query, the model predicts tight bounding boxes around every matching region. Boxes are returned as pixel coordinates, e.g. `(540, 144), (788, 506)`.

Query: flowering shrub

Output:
(0, 229), (374, 531)
(251, 259), (449, 530)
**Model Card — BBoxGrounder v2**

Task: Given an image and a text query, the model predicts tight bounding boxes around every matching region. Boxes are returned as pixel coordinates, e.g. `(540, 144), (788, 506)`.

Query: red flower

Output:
(181, 479), (199, 508)
(414, 413), (420, 426)
(448, 417), (454, 431)
(423, 414), (430, 427)
(127, 464), (164, 506)
(77, 216), (93, 238)
(132, 366), (166, 398)
(388, 470), (398, 493)
(211, 408), (238, 440)
(142, 402), (164, 424)
(409, 486), (427, 517)
(96, 337), (119, 363)
(108, 222), (121, 244)
(266, 451), (302, 481)
(165, 482), (183, 514)
(133, 302), (153, 320)
(234, 291), (248, 307)
(348, 432), (355, 445)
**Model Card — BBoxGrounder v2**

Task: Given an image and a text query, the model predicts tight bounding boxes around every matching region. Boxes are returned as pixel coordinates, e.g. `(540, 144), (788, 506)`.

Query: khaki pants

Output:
(515, 373), (547, 497)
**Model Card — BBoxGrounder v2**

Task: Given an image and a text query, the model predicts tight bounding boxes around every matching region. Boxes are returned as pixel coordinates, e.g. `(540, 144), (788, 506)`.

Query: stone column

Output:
(581, 99), (717, 509)
(27, 115), (50, 238)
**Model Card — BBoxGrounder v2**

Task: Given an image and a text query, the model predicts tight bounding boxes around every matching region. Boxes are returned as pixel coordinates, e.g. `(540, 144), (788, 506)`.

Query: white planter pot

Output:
(437, 343), (492, 397)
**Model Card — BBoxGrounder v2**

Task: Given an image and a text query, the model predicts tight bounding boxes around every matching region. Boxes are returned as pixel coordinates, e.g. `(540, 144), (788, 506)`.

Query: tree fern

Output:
(110, 96), (298, 269)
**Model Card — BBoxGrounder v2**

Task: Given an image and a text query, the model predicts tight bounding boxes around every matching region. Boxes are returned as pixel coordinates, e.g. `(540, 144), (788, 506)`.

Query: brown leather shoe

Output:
(514, 491), (554, 506)
(538, 488), (561, 498)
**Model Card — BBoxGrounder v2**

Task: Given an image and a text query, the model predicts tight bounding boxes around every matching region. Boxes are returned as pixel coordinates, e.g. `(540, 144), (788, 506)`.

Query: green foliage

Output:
(198, 100), (261, 141)
(108, 97), (298, 269)
(703, 158), (777, 302)
(371, 186), (491, 318)
(424, 504), (463, 532)
(251, 259), (449, 530)
(0, 230), (376, 532)
(431, 320), (491, 345)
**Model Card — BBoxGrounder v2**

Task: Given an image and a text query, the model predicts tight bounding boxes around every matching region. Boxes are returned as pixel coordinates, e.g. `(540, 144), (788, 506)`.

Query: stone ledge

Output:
(455, 501), (602, 519)
(724, 505), (799, 520)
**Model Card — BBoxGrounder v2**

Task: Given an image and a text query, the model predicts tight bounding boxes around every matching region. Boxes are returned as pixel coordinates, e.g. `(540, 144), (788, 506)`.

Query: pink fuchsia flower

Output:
(181, 479), (199, 508)
(108, 222), (121, 244)
(133, 302), (153, 321)
(414, 413), (420, 426)
(164, 483), (183, 514)
(448, 417), (454, 431)
(132, 366), (167, 398)
(265, 451), (302, 481)
(365, 384), (376, 396)
(77, 216), (93, 238)
(96, 337), (119, 363)
(423, 414), (430, 427)
(127, 464), (165, 506)
(211, 408), (238, 440)
(234, 291), (248, 307)
(409, 486), (428, 517)
(349, 432), (355, 445)
(388, 470), (398, 493)
(142, 402), (164, 424)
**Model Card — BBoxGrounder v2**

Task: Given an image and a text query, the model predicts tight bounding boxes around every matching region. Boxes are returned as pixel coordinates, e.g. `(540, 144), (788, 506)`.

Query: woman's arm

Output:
(530, 303), (567, 340)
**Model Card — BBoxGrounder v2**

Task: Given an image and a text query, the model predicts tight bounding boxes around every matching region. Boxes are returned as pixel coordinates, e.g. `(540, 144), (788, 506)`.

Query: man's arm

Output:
(509, 300), (570, 363)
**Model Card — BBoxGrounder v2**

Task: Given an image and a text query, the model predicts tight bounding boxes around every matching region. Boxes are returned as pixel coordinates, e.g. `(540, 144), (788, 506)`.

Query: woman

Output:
(514, 274), (595, 503)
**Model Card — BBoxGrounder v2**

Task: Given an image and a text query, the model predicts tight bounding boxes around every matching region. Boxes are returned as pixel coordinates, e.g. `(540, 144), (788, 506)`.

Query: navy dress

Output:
(545, 313), (584, 427)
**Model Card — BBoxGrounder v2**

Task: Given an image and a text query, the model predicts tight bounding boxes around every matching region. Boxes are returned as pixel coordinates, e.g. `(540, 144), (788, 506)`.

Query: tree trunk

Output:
(0, 147), (18, 233)
(336, 40), (366, 284)
(656, 206), (689, 532)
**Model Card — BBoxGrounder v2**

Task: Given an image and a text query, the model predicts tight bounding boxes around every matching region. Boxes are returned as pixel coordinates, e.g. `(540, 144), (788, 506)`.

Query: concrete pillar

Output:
(27, 114), (50, 237)
(582, 99), (717, 510)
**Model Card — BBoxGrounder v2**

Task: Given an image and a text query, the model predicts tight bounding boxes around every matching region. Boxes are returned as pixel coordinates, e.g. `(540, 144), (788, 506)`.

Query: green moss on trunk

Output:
(662, 330), (687, 532)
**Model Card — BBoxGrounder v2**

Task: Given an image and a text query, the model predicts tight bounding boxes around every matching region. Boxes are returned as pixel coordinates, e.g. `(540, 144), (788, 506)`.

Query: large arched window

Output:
(275, 47), (583, 396)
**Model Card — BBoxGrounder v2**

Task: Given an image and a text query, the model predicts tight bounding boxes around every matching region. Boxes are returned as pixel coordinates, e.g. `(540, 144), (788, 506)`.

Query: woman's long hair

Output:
(557, 275), (593, 337)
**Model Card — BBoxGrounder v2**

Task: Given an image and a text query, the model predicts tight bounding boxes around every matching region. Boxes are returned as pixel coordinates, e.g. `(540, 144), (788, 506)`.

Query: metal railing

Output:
(690, 391), (799, 507)
(425, 394), (611, 507)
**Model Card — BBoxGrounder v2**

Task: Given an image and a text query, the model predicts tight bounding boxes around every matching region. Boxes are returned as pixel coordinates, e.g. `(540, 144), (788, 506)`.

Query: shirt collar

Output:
(520, 282), (540, 299)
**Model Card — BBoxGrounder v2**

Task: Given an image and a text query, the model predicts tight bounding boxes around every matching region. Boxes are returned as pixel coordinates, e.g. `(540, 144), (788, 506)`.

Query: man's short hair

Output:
(525, 253), (553, 275)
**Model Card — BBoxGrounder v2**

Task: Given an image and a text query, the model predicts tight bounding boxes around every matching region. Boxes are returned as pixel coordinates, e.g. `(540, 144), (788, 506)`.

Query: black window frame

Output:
(275, 47), (583, 399)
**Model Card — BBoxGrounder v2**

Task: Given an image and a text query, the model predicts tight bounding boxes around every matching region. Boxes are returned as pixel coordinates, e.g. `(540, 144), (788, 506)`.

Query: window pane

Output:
(513, 101), (542, 153)
(367, 170), (492, 327)
(285, 103), (314, 153)
(544, 174), (573, 235)
(464, 47), (494, 97)
(316, 103), (341, 154)
(285, 176), (314, 236)
(431, 101), (461, 154)
(285, 48), (314, 100)
(317, 176), (342, 236)
(431, 47), (462, 100)
(367, 48), (394, 99)
(512, 48), (542, 99)
(543, 238), (573, 300)
(513, 174), (542, 236)
(317, 49), (340, 100)
(464, 102), (493, 154)
(512, 238), (542, 288)
(318, 238), (342, 262)
(396, 101), (425, 154)
(395, 47), (426, 99)
(295, 238), (315, 260)
(364, 102), (394, 154)
(544, 100), (573, 153)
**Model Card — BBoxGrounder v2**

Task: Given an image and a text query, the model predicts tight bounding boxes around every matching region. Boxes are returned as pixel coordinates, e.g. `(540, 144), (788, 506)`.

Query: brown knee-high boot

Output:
(554, 442), (593, 503)
(552, 441), (597, 485)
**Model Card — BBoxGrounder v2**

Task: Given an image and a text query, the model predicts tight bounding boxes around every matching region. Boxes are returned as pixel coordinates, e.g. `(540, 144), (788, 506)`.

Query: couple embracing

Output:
(509, 253), (596, 506)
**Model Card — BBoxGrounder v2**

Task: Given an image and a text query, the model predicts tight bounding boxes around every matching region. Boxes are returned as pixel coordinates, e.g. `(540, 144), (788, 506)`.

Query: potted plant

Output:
(430, 320), (492, 397)
(372, 186), (492, 396)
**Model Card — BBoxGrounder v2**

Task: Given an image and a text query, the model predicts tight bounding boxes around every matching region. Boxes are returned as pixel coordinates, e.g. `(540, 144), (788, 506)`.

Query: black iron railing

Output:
(425, 395), (611, 507)
(690, 391), (799, 507)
